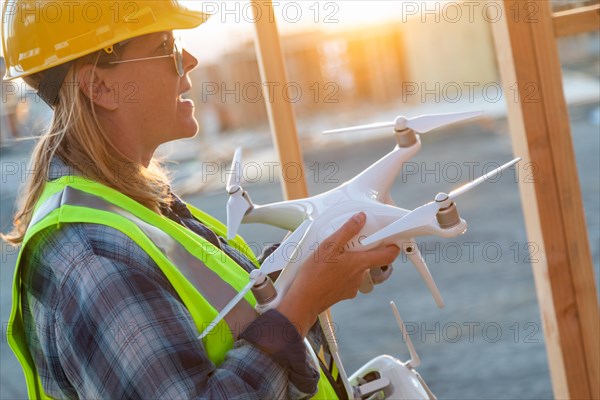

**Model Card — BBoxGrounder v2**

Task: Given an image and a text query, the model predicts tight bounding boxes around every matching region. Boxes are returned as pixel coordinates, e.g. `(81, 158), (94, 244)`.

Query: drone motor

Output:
(436, 203), (460, 229)
(394, 128), (418, 148)
(251, 274), (277, 306)
(434, 193), (461, 229)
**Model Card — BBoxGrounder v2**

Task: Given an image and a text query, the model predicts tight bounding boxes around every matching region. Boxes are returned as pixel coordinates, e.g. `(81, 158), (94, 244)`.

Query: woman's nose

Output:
(182, 49), (199, 74)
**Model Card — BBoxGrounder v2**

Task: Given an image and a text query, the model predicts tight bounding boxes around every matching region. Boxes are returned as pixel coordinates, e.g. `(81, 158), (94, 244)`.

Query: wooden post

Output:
(251, 0), (341, 345)
(251, 0), (308, 200)
(553, 4), (600, 38)
(491, 1), (599, 398)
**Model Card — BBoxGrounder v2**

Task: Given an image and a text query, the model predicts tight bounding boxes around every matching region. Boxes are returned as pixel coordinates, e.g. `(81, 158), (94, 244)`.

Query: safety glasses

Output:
(107, 36), (184, 77)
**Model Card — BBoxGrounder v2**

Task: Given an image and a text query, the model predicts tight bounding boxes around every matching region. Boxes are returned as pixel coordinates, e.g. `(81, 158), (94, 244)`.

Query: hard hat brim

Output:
(2, 5), (211, 80)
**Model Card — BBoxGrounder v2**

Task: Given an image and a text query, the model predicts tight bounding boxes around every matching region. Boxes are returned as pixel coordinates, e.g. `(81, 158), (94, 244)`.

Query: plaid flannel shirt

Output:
(17, 159), (322, 399)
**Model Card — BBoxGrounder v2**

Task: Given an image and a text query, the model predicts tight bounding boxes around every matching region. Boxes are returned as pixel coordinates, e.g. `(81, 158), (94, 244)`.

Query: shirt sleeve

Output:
(22, 224), (319, 400)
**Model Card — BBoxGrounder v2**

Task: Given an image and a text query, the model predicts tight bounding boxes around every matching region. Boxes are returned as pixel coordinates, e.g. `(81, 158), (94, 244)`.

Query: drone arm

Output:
(347, 142), (421, 198)
(272, 225), (317, 299)
(381, 192), (397, 207)
(362, 202), (440, 246)
(243, 201), (311, 232)
(259, 220), (312, 276)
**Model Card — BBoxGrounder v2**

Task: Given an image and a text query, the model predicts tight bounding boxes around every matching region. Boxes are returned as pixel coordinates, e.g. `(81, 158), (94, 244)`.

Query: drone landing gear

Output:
(349, 355), (435, 400)
(354, 371), (391, 399)
(348, 302), (437, 400)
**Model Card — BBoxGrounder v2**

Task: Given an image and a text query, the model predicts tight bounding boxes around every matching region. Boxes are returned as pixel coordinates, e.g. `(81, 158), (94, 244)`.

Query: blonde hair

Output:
(2, 56), (173, 245)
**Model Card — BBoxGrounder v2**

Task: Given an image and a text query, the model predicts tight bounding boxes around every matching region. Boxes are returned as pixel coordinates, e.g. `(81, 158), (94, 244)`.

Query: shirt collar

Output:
(48, 156), (81, 181)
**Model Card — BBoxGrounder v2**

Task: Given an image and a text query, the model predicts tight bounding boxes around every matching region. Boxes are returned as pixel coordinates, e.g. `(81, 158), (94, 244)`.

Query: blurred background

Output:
(1, 1), (598, 398)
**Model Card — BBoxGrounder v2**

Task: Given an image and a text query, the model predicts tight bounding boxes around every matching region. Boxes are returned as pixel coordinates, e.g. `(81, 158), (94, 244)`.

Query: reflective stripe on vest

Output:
(30, 186), (257, 333)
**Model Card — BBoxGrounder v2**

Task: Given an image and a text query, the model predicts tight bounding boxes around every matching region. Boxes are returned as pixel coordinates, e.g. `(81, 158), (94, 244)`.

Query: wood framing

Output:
(252, 0), (599, 397)
(251, 0), (339, 327)
(251, 0), (308, 200)
(553, 4), (600, 38)
(491, 1), (599, 398)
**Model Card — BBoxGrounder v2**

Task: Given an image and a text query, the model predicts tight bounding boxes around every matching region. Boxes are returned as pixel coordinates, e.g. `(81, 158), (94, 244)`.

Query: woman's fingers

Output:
(313, 213), (400, 268)
(333, 212), (366, 245)
(280, 214), (402, 328)
(316, 212), (366, 260)
(354, 245), (400, 270)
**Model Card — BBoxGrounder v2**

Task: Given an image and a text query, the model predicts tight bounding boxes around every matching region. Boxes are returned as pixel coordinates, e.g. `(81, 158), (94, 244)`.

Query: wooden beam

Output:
(251, 0), (308, 200)
(491, 1), (599, 398)
(553, 4), (600, 37)
(251, 0), (339, 370)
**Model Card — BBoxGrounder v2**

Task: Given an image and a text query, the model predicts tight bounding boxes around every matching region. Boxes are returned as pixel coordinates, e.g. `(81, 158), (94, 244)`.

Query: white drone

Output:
(199, 111), (520, 399)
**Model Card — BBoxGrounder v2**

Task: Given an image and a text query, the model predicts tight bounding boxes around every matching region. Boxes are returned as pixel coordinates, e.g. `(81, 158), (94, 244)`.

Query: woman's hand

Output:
(276, 212), (400, 337)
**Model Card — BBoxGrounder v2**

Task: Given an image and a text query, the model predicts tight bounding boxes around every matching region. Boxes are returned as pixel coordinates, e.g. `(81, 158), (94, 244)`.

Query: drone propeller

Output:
(197, 269), (262, 340)
(363, 157), (521, 245)
(226, 147), (252, 240)
(323, 111), (483, 135)
(198, 220), (312, 339)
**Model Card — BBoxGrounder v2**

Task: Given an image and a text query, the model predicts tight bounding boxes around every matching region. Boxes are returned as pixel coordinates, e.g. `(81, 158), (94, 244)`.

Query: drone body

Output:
(201, 111), (521, 339)
(199, 110), (520, 399)
(233, 139), (422, 232)
(244, 137), (463, 311)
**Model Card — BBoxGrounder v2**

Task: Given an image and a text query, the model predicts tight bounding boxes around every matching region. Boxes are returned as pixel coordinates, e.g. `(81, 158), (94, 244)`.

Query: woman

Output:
(2, 1), (399, 399)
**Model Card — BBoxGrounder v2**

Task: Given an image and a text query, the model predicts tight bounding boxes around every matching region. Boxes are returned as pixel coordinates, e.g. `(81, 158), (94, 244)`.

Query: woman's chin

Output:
(182, 120), (200, 139)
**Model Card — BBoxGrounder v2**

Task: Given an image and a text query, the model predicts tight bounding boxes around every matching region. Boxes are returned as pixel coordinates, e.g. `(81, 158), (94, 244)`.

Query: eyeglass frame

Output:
(106, 36), (184, 77)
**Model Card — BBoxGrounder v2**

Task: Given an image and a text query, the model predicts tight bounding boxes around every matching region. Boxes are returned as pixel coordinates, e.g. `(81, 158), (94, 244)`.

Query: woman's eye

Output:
(158, 41), (171, 54)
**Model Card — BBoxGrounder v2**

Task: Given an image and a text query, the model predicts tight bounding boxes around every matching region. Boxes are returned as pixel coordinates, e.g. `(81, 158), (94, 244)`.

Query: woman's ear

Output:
(77, 64), (118, 111)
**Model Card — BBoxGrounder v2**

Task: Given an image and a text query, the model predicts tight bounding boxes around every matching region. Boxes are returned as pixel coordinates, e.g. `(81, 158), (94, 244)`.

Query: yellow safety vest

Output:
(8, 176), (339, 399)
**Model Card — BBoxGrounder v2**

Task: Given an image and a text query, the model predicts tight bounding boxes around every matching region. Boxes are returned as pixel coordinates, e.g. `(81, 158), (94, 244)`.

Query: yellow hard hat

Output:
(1, 0), (210, 80)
